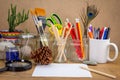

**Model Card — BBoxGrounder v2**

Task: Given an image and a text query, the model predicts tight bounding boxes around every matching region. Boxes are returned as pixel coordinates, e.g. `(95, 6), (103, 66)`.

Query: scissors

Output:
(46, 13), (63, 36)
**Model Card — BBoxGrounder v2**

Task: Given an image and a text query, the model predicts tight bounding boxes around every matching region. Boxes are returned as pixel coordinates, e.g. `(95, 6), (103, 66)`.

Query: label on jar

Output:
(6, 48), (19, 61)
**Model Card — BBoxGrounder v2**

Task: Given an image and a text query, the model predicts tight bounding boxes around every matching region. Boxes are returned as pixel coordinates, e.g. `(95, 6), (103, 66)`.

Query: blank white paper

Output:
(32, 63), (92, 77)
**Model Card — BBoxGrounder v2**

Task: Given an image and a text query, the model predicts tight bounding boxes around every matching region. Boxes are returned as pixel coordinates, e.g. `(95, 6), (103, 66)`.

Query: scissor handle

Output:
(46, 13), (62, 30)
(51, 14), (62, 25)
(48, 24), (63, 36)
(46, 18), (54, 27)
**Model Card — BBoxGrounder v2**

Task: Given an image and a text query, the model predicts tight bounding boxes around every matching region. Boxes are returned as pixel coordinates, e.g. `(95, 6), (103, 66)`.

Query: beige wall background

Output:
(0, 0), (120, 51)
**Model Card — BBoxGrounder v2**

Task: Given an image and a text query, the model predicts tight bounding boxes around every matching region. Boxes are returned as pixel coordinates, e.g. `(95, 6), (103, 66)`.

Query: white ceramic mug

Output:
(89, 39), (118, 63)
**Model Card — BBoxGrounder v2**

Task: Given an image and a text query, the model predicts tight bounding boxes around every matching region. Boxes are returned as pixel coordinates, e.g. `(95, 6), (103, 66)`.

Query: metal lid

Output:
(19, 33), (36, 39)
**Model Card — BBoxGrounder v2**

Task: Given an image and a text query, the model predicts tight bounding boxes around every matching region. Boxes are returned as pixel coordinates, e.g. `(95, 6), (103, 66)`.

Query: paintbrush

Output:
(30, 9), (39, 33)
(38, 20), (48, 46)
(35, 8), (46, 30)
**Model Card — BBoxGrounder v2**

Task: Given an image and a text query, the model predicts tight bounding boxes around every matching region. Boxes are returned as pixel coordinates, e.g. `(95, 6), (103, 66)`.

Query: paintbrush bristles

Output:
(35, 8), (46, 16)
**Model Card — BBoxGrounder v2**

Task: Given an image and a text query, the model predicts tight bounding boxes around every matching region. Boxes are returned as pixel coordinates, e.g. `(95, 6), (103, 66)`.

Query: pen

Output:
(93, 27), (96, 39)
(88, 28), (93, 39)
(106, 27), (110, 39)
(94, 27), (100, 39)
(99, 27), (104, 39)
(96, 28), (100, 39)
(101, 27), (107, 39)
(103, 27), (108, 39)
(89, 24), (93, 32)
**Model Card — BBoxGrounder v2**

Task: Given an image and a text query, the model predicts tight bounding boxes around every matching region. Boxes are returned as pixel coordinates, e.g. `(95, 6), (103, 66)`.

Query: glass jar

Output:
(52, 39), (68, 63)
(65, 37), (89, 63)
(5, 46), (19, 61)
(66, 38), (82, 62)
(19, 33), (37, 59)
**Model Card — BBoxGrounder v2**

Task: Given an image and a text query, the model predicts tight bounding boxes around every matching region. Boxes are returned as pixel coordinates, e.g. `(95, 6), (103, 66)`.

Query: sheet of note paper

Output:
(32, 63), (92, 77)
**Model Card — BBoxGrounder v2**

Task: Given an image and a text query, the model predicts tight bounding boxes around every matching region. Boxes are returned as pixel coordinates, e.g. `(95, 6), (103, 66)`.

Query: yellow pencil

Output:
(76, 18), (85, 59)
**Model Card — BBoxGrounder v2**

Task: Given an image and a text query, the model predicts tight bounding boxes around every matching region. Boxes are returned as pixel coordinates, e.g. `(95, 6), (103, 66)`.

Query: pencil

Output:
(80, 66), (116, 79)
(75, 18), (84, 59)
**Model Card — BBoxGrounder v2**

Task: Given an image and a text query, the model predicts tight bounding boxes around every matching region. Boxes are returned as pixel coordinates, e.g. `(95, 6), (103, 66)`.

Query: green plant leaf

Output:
(8, 4), (29, 32)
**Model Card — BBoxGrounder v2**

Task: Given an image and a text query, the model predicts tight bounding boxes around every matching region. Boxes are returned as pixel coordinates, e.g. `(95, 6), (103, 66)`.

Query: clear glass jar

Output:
(66, 38), (82, 62)
(19, 33), (37, 59)
(65, 37), (89, 63)
(52, 39), (68, 63)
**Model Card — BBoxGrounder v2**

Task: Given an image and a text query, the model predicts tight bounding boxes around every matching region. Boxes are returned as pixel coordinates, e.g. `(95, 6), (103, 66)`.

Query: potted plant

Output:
(8, 4), (29, 32)
(0, 4), (29, 43)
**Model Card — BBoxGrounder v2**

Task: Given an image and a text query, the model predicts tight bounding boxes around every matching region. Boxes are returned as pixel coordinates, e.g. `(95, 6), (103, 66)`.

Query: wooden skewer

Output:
(80, 66), (116, 79)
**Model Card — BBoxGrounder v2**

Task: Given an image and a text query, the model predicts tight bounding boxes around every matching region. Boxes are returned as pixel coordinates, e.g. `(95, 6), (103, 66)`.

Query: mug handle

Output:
(107, 43), (118, 61)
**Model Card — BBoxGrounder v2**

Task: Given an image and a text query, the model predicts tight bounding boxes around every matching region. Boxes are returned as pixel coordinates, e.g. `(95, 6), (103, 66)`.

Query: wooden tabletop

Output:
(0, 52), (120, 80)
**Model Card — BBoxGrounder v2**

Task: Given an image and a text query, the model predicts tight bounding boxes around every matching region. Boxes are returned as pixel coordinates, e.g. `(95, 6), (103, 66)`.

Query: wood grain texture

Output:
(0, 52), (120, 80)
